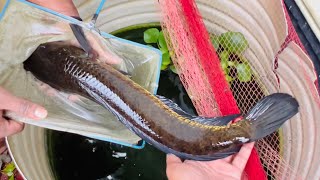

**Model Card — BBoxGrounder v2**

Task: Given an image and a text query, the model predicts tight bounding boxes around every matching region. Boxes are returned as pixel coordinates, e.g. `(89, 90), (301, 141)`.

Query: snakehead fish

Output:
(23, 41), (299, 161)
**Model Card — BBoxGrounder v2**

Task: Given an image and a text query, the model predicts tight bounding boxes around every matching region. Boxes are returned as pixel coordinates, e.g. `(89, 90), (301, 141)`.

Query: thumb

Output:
(0, 118), (25, 137)
(3, 97), (48, 120)
(166, 154), (182, 164)
(0, 87), (47, 120)
(72, 34), (122, 65)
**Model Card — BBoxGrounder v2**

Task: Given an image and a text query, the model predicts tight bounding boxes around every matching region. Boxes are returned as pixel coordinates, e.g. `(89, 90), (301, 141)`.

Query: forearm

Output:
(28, 0), (79, 17)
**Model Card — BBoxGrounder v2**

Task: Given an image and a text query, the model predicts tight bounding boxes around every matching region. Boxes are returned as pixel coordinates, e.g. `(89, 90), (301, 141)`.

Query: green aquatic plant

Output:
(218, 31), (249, 54)
(1, 162), (16, 180)
(143, 29), (177, 73)
(143, 27), (252, 82)
(236, 63), (252, 82)
(210, 32), (252, 83)
(143, 28), (160, 44)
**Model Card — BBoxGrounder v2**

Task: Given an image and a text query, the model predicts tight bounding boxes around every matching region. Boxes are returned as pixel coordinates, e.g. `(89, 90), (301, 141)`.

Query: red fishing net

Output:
(159, 0), (320, 179)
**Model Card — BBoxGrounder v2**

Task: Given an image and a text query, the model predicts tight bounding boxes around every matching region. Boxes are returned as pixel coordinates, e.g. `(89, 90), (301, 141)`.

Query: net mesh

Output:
(257, 1), (319, 179)
(159, 0), (319, 179)
(159, 0), (240, 117)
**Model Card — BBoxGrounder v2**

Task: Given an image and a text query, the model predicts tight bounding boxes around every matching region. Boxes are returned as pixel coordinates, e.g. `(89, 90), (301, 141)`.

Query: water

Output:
(47, 24), (196, 180)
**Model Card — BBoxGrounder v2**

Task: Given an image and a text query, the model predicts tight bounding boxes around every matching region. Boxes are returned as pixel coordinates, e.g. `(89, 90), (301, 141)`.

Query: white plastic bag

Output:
(0, 0), (162, 146)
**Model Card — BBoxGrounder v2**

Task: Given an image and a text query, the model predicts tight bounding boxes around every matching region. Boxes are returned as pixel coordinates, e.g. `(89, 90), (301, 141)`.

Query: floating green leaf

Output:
(219, 50), (229, 63)
(239, 55), (249, 64)
(210, 35), (220, 49)
(221, 61), (228, 70)
(2, 162), (15, 177)
(169, 65), (177, 74)
(162, 52), (171, 65)
(7, 171), (13, 177)
(226, 75), (234, 82)
(158, 31), (168, 52)
(161, 64), (168, 70)
(223, 67), (230, 75)
(219, 50), (229, 71)
(143, 28), (160, 43)
(227, 61), (235, 67)
(236, 63), (252, 82)
(160, 48), (168, 54)
(219, 32), (248, 53)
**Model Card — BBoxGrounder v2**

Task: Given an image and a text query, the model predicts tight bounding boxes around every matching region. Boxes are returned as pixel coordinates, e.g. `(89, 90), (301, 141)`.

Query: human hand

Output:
(166, 142), (255, 180)
(0, 138), (6, 154)
(26, 0), (122, 98)
(28, 0), (122, 65)
(28, 0), (80, 17)
(0, 87), (48, 138)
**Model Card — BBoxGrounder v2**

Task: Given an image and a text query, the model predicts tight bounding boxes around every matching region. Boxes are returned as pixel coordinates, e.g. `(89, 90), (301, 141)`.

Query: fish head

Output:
(23, 41), (88, 92)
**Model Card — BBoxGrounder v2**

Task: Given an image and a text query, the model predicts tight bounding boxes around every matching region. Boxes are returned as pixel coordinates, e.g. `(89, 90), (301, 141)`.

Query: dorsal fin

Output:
(156, 95), (241, 126)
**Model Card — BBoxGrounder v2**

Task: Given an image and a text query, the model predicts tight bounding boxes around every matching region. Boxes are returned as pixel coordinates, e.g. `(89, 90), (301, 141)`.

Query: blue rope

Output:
(91, 0), (106, 26)
(0, 0), (11, 21)
(95, 0), (106, 16)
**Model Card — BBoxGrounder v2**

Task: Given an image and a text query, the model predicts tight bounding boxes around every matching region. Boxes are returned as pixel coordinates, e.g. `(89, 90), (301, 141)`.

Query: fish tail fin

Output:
(245, 93), (299, 141)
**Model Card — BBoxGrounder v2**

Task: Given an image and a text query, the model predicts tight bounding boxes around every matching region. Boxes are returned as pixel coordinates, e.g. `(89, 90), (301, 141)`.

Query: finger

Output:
(68, 94), (81, 102)
(86, 35), (122, 64)
(70, 34), (122, 65)
(0, 137), (4, 145)
(222, 155), (234, 163)
(0, 87), (47, 119)
(0, 145), (6, 154)
(2, 94), (47, 120)
(203, 159), (243, 179)
(0, 118), (24, 137)
(37, 82), (58, 97)
(166, 154), (182, 164)
(231, 142), (255, 171)
(241, 172), (249, 180)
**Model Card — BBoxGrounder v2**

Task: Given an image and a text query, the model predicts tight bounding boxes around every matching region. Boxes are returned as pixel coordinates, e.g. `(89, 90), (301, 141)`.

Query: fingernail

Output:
(34, 108), (48, 119)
